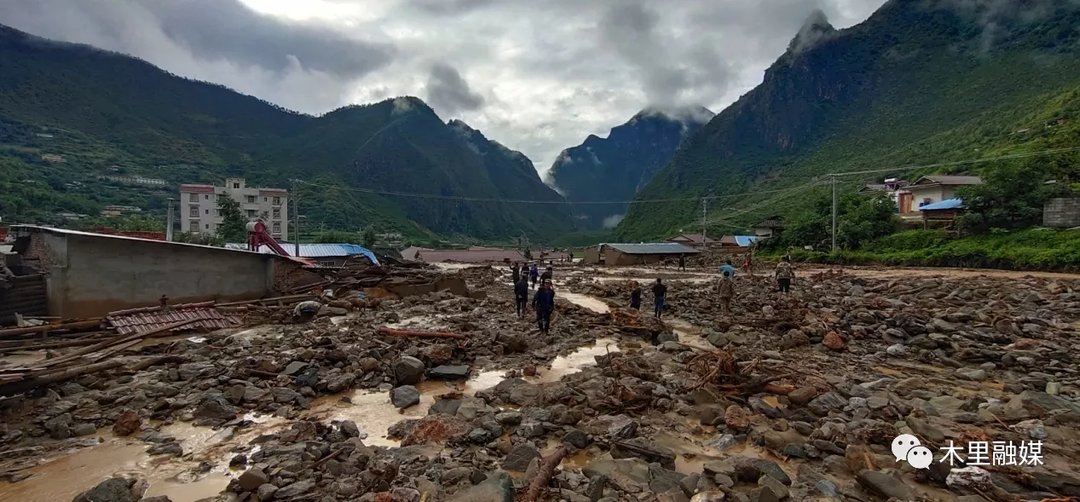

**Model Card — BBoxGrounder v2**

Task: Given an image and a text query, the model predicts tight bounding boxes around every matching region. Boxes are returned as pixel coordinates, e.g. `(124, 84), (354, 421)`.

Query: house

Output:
(400, 246), (525, 264)
(8, 226), (322, 318)
(225, 243), (379, 267)
(901, 175), (982, 214)
(667, 233), (714, 247)
(753, 217), (785, 238)
(858, 178), (911, 213)
(918, 198), (966, 228)
(582, 243), (700, 266)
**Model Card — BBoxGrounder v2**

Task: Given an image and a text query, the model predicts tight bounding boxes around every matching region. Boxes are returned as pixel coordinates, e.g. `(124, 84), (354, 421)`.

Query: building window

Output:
(233, 182), (240, 189)
(272, 208), (281, 218)
(204, 209), (209, 215)
(272, 222), (281, 234)
(189, 207), (198, 217)
(204, 194), (210, 200)
(246, 210), (256, 217)
(188, 193), (198, 202)
(189, 219), (199, 230)
(205, 223), (210, 229)
(246, 195), (255, 203)
(273, 197), (282, 205)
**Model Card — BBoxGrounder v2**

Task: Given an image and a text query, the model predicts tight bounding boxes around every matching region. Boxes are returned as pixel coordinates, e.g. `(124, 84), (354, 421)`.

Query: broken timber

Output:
(375, 326), (466, 340)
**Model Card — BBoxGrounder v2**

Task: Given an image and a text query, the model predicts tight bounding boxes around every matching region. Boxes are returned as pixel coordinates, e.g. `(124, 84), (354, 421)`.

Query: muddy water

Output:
(307, 381), (450, 447)
(665, 319), (714, 351)
(559, 292), (611, 314)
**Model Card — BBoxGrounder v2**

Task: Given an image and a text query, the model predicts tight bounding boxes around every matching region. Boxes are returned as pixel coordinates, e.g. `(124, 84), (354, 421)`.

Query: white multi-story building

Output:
(179, 178), (289, 240)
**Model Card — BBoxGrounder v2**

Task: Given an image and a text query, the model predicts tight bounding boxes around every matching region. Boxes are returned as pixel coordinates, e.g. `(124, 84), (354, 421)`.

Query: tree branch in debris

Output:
(375, 326), (466, 340)
(523, 446), (569, 502)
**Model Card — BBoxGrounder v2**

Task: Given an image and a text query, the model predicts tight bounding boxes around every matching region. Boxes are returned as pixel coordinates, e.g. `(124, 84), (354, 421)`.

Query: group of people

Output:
(511, 262), (556, 334)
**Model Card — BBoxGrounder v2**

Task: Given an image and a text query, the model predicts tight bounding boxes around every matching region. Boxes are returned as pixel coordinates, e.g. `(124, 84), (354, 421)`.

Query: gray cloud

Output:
(425, 63), (485, 118)
(142, 0), (394, 77)
(0, 0), (891, 174)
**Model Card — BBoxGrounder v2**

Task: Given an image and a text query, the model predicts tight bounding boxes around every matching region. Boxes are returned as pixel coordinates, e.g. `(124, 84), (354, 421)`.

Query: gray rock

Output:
(73, 477), (135, 502)
(517, 421), (545, 438)
(238, 468), (269, 491)
(282, 361), (307, 375)
(275, 480), (315, 499)
(583, 458), (652, 492)
(856, 470), (914, 500)
(886, 343), (908, 356)
(428, 365), (470, 380)
(788, 387), (817, 406)
(256, 483), (278, 501)
(72, 423), (97, 437)
(394, 356), (426, 385)
(563, 429), (590, 448)
(391, 385), (420, 409)
(815, 480), (838, 497)
(758, 475), (789, 500)
(955, 368), (987, 381)
(195, 394), (239, 420)
(495, 411), (523, 426)
(607, 415), (638, 439)
(807, 392), (847, 416)
(270, 387), (301, 404)
(734, 458), (791, 485)
(339, 420), (360, 438)
(429, 398), (462, 416)
(1003, 390), (1080, 420)
(905, 416), (946, 443)
(45, 413), (74, 440)
(468, 428), (495, 444)
(147, 442), (182, 457)
(502, 443), (540, 471)
(447, 471), (513, 502)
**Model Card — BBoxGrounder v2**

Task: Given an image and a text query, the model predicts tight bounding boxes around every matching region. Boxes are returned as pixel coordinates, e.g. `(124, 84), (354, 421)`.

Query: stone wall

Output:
(1043, 198), (1080, 228)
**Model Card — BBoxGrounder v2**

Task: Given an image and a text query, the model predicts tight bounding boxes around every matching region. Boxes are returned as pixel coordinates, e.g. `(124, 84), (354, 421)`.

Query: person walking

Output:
(629, 283), (642, 311)
(719, 259), (737, 278)
(532, 280), (556, 334)
(678, 254), (686, 271)
(511, 262), (521, 284)
(541, 266), (553, 283)
(529, 263), (540, 289)
(741, 252), (754, 276)
(775, 255), (795, 294)
(651, 278), (667, 319)
(718, 269), (735, 317)
(514, 275), (530, 319)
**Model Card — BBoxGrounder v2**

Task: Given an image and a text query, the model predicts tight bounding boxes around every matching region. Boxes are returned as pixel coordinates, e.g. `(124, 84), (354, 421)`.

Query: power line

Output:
(288, 144), (1079, 207)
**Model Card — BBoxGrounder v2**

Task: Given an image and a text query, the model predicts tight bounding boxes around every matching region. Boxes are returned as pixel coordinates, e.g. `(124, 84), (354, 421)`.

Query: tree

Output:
(775, 192), (896, 250)
(216, 195), (247, 242)
(362, 228), (377, 248)
(957, 159), (1072, 234)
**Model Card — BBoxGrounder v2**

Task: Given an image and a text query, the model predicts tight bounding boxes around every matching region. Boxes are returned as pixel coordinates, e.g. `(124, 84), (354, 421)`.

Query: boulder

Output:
(502, 443), (540, 471)
(390, 386), (421, 409)
(447, 471), (513, 502)
(112, 410), (142, 436)
(429, 365), (470, 380)
(394, 356), (426, 385)
(856, 470), (914, 500)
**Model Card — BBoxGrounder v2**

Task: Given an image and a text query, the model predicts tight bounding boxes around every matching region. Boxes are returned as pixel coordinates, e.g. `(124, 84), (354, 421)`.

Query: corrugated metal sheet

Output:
(105, 302), (241, 335)
(225, 243), (379, 265)
(605, 243), (701, 255)
(919, 198), (965, 211)
(733, 235), (759, 247)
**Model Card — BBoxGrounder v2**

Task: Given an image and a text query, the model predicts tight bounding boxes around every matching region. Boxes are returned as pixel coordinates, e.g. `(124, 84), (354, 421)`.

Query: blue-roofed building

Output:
(583, 242), (700, 266)
(917, 198), (967, 229)
(225, 243), (379, 267)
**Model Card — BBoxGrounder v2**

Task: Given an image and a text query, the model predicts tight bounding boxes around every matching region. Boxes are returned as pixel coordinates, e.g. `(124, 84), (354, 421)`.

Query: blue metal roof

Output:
(919, 198), (965, 211)
(604, 243), (700, 255)
(733, 235), (759, 247)
(225, 243), (379, 264)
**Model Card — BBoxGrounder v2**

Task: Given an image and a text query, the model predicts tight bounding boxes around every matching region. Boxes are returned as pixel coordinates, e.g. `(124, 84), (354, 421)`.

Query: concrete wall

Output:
(1044, 198), (1080, 228)
(30, 232), (279, 318)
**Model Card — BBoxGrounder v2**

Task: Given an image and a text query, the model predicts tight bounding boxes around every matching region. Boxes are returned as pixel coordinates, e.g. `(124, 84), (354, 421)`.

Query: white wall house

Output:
(179, 178), (289, 240)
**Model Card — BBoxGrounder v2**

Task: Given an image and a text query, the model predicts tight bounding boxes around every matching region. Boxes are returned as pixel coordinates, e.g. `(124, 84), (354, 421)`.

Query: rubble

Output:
(0, 263), (1078, 502)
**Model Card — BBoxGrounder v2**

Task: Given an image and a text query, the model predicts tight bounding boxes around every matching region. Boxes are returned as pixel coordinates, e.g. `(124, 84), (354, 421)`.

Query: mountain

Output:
(548, 106), (712, 229)
(0, 24), (573, 242)
(616, 0), (1080, 239)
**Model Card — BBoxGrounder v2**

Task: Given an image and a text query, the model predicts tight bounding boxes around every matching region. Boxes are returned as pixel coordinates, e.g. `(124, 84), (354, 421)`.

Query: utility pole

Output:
(831, 175), (838, 253)
(165, 198), (174, 242)
(701, 198), (707, 244)
(293, 181), (300, 257)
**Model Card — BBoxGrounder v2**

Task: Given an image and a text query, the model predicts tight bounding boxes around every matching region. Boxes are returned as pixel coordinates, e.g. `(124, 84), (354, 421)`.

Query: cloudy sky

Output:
(0, 0), (886, 176)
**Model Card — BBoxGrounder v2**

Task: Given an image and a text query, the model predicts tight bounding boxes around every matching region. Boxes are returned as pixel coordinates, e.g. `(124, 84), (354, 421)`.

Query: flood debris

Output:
(0, 262), (1078, 501)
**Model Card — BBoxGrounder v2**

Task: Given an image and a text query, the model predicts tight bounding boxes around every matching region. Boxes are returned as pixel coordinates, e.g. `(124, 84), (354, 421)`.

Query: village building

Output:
(582, 243), (700, 266)
(401, 246), (525, 264)
(225, 243), (378, 268)
(180, 178), (289, 240)
(667, 233), (714, 247)
(752, 217), (785, 239)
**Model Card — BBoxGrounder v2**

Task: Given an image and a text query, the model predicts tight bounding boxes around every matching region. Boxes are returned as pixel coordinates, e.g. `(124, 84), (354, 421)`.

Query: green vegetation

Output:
(769, 192), (896, 251)
(617, 1), (1080, 240)
(786, 229), (1080, 271)
(957, 157), (1076, 234)
(216, 196), (246, 242)
(0, 25), (571, 243)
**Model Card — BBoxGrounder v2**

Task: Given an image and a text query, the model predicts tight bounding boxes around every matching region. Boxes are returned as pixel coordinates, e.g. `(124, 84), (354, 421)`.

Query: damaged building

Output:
(2, 226), (323, 320)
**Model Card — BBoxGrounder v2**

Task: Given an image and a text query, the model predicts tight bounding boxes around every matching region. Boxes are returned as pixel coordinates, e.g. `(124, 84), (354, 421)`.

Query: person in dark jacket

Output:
(532, 280), (556, 334)
(529, 263), (540, 289)
(651, 278), (667, 319)
(541, 266), (553, 283)
(629, 283), (642, 310)
(678, 254), (686, 271)
(514, 275), (530, 319)
(511, 262), (521, 284)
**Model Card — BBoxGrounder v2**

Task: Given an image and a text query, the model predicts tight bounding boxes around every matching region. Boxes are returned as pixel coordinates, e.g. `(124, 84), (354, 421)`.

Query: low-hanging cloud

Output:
(425, 63), (485, 118)
(0, 0), (892, 173)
